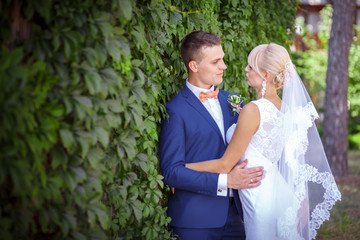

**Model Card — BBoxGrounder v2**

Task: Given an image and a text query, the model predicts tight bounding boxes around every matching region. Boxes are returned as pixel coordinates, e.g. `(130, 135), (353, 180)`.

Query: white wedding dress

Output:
(226, 62), (340, 239)
(227, 98), (293, 240)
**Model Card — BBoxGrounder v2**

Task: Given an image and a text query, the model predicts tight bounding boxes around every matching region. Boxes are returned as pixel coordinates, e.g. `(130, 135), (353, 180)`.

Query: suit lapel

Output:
(182, 86), (224, 141)
(218, 89), (232, 144)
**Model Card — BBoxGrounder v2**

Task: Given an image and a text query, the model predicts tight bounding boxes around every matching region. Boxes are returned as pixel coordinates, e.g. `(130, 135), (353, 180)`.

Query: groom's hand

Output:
(227, 159), (264, 189)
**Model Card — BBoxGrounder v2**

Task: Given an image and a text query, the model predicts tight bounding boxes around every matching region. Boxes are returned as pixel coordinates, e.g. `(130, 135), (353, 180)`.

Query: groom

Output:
(159, 31), (264, 239)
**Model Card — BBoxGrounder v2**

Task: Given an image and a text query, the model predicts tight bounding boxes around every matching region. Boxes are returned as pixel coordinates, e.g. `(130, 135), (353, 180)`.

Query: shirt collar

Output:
(186, 79), (215, 100)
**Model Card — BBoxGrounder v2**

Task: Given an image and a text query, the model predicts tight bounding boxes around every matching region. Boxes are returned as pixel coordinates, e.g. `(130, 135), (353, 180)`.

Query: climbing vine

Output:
(0, 0), (296, 239)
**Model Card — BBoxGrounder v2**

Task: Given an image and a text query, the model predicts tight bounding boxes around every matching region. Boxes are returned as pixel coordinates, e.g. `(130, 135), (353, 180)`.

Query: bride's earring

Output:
(261, 81), (266, 98)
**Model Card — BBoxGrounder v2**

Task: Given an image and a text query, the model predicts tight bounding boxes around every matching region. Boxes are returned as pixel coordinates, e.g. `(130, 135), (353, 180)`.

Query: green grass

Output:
(316, 151), (360, 240)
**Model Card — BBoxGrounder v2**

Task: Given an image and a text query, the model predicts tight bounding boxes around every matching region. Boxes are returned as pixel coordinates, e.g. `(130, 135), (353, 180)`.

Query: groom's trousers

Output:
(171, 197), (245, 240)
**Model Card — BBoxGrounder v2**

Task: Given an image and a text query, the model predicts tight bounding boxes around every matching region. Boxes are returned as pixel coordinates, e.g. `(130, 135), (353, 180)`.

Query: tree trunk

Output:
(323, 0), (355, 177)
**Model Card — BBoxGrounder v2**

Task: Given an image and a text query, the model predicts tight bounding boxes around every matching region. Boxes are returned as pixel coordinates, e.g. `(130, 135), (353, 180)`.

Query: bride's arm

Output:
(186, 103), (260, 173)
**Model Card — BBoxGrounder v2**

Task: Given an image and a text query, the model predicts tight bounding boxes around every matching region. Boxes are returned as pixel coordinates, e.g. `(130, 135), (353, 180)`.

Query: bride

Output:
(186, 43), (341, 239)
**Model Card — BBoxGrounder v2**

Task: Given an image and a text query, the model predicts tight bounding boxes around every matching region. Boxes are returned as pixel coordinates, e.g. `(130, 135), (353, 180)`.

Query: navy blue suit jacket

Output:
(159, 85), (243, 228)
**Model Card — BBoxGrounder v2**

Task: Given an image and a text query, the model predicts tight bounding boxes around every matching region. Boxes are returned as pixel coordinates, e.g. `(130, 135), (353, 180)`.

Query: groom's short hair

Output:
(180, 31), (221, 72)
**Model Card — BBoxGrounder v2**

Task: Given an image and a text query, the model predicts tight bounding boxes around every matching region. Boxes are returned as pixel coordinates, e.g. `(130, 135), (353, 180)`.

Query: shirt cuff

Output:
(217, 173), (228, 197)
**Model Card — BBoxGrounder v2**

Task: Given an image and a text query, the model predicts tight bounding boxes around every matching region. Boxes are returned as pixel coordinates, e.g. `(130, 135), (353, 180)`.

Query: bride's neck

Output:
(256, 88), (278, 100)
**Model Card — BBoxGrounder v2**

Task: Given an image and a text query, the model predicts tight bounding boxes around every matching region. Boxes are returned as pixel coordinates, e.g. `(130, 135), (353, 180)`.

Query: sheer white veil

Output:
(276, 61), (341, 239)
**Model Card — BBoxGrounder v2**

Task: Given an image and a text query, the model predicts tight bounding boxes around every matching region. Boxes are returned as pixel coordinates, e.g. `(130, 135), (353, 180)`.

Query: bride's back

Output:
(249, 98), (284, 164)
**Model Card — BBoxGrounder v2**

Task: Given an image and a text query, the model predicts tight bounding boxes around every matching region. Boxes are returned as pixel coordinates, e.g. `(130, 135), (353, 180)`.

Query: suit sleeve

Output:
(159, 107), (220, 197)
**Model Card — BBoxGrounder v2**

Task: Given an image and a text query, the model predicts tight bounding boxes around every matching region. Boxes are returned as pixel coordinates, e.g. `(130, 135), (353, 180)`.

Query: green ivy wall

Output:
(0, 0), (296, 239)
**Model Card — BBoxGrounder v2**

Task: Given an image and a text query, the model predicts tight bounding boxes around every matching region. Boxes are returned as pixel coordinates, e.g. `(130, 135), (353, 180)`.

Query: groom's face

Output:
(193, 45), (227, 88)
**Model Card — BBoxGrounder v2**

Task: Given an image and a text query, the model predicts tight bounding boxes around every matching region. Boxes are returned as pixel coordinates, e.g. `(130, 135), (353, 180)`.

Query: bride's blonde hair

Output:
(248, 43), (292, 89)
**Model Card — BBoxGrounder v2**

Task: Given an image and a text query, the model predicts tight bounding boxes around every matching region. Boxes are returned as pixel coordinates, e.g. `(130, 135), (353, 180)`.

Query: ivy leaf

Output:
(63, 37), (73, 59)
(73, 96), (93, 116)
(88, 176), (102, 192)
(119, 39), (130, 57)
(143, 205), (150, 218)
(131, 109), (144, 133)
(121, 134), (136, 160)
(131, 26), (146, 48)
(38, 209), (50, 232)
(95, 127), (109, 147)
(143, 140), (154, 155)
(119, 185), (127, 199)
(133, 67), (145, 84)
(60, 218), (70, 236)
(72, 232), (87, 240)
(51, 148), (68, 169)
(70, 167), (87, 183)
(156, 175), (164, 188)
(135, 153), (148, 172)
(87, 148), (104, 168)
(169, 11), (182, 26)
(93, 205), (109, 229)
(83, 48), (98, 67)
(97, 21), (113, 42)
(100, 68), (119, 82)
(84, 70), (102, 94)
(66, 31), (83, 50)
(117, 145), (125, 159)
(144, 117), (158, 140)
(149, 180), (156, 189)
(128, 185), (139, 200)
(87, 209), (96, 228)
(76, 131), (94, 158)
(49, 104), (64, 118)
(129, 102), (144, 117)
(131, 59), (143, 67)
(131, 199), (142, 222)
(95, 43), (107, 66)
(65, 212), (77, 230)
(74, 186), (86, 206)
(107, 39), (122, 61)
(118, 0), (133, 21)
(105, 113), (122, 128)
(40, 115), (59, 131)
(132, 86), (147, 103)
(106, 99), (124, 113)
(64, 171), (77, 192)
(59, 129), (75, 152)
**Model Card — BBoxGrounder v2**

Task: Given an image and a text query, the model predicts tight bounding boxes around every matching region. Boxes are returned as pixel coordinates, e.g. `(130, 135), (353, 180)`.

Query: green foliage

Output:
(292, 4), (360, 149)
(291, 50), (327, 101)
(218, 0), (297, 99)
(1, 0), (118, 238)
(348, 27), (360, 149)
(291, 5), (331, 104)
(0, 0), (296, 239)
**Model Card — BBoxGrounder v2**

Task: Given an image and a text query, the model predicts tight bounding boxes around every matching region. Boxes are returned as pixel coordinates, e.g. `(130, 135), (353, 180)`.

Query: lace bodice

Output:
(250, 98), (284, 163)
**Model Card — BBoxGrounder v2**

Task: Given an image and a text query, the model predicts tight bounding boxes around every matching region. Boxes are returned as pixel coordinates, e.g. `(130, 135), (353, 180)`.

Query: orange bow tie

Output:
(199, 88), (219, 102)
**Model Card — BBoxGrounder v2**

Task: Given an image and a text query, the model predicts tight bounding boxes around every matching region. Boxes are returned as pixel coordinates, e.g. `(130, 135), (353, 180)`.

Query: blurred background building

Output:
(295, 0), (360, 50)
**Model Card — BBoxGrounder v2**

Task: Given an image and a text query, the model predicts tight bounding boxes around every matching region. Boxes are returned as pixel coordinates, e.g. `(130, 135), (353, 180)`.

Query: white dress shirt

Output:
(186, 80), (229, 197)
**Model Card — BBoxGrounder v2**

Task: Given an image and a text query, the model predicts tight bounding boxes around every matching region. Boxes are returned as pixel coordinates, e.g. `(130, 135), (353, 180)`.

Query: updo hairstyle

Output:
(247, 43), (292, 89)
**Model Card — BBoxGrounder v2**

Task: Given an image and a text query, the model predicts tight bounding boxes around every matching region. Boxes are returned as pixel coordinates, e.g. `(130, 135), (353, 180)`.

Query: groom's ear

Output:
(188, 60), (198, 72)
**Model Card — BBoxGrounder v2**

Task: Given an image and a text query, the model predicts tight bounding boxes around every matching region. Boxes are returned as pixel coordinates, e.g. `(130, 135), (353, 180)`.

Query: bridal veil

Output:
(275, 61), (341, 239)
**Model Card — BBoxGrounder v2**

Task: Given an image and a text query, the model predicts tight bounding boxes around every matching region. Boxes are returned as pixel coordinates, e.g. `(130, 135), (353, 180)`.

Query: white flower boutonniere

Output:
(228, 94), (244, 115)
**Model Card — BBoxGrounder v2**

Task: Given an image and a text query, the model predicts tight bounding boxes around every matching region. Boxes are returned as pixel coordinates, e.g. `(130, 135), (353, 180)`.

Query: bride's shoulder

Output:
(237, 101), (260, 130)
(243, 100), (260, 109)
(240, 102), (260, 117)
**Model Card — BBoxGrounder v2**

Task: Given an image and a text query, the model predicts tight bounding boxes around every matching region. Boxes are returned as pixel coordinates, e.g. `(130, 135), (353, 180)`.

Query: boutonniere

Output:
(228, 94), (244, 115)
